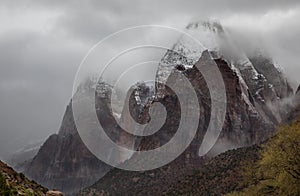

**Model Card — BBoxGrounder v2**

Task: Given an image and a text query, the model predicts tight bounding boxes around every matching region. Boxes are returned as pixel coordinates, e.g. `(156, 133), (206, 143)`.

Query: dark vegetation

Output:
(79, 145), (262, 195)
(0, 171), (17, 195)
(228, 119), (300, 195)
(0, 160), (48, 195)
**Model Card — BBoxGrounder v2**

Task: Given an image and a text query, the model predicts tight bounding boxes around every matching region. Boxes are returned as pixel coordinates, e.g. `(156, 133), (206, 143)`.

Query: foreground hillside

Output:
(0, 160), (48, 195)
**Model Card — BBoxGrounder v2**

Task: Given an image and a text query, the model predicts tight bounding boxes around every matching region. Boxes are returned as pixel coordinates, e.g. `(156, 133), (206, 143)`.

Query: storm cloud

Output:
(0, 0), (300, 158)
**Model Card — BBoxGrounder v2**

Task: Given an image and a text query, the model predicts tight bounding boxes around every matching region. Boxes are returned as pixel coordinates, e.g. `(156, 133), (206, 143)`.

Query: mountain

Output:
(24, 83), (112, 194)
(0, 160), (48, 195)
(25, 20), (295, 194)
(24, 80), (150, 194)
(78, 54), (294, 195)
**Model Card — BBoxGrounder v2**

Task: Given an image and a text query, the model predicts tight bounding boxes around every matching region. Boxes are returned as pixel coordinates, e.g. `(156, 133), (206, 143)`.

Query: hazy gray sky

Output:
(0, 0), (300, 158)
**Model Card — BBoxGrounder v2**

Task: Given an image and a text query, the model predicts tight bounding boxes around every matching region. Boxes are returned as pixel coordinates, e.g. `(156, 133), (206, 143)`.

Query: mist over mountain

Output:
(17, 20), (298, 195)
(1, 1), (300, 159)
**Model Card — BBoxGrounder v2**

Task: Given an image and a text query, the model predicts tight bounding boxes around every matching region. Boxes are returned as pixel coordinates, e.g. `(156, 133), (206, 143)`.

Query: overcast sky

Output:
(0, 0), (300, 159)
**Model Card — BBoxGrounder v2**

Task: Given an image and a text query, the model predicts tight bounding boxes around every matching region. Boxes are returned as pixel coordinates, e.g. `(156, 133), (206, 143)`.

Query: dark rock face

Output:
(284, 89), (300, 123)
(24, 81), (118, 194)
(25, 102), (111, 194)
(138, 52), (275, 159)
(249, 55), (293, 99)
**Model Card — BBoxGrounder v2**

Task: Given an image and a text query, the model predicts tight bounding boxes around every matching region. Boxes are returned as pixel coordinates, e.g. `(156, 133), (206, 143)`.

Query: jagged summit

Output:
(157, 19), (293, 122)
(157, 20), (265, 82)
(156, 20), (224, 87)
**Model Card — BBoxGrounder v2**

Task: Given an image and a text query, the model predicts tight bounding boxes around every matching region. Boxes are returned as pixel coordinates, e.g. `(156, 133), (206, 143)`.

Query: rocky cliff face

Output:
(134, 50), (279, 162)
(284, 86), (300, 123)
(24, 102), (111, 194)
(25, 20), (295, 194)
(249, 54), (293, 99)
(24, 81), (116, 194)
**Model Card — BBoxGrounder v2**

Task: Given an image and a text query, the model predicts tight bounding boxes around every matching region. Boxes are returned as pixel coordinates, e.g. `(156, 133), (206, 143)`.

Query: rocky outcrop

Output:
(46, 190), (64, 196)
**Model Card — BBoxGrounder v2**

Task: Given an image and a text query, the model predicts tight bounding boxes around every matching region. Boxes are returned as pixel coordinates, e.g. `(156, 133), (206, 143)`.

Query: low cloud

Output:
(0, 0), (300, 158)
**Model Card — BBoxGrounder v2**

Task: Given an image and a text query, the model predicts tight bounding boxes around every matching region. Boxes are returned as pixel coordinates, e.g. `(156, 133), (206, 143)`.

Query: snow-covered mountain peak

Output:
(156, 19), (293, 120)
(156, 20), (232, 86)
